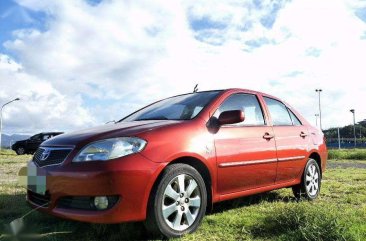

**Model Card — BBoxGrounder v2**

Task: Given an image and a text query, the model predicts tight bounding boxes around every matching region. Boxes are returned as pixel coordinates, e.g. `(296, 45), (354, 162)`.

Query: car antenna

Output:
(193, 84), (198, 93)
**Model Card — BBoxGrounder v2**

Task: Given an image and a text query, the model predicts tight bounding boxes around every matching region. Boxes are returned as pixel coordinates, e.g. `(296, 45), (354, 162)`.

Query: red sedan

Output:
(27, 88), (327, 238)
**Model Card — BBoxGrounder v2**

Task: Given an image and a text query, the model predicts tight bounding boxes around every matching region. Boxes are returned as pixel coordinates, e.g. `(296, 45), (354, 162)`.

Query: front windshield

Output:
(122, 91), (222, 121)
(30, 134), (40, 140)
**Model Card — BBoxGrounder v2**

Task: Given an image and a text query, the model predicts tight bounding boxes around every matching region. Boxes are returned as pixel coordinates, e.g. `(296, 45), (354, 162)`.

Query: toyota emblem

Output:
(40, 149), (51, 161)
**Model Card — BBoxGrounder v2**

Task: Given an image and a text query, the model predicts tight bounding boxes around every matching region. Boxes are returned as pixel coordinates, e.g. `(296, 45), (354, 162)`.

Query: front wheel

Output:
(292, 158), (321, 200)
(145, 164), (207, 238)
(15, 147), (25, 155)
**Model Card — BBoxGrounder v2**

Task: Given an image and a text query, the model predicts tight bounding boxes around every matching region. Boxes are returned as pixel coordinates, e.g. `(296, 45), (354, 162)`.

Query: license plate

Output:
(27, 161), (47, 195)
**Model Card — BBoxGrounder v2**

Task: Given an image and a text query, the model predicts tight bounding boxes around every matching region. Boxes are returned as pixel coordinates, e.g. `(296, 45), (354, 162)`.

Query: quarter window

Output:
(288, 109), (302, 125)
(263, 97), (292, 126)
(214, 94), (265, 126)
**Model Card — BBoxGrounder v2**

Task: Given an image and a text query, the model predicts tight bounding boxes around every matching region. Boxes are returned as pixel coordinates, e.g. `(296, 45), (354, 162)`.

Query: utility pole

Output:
(0, 98), (20, 152)
(315, 114), (319, 127)
(350, 109), (356, 148)
(337, 127), (341, 149)
(360, 125), (362, 139)
(315, 89), (323, 130)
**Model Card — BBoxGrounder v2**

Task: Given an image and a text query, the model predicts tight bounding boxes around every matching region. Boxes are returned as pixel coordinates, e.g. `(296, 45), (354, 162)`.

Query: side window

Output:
(263, 97), (292, 126)
(214, 94), (265, 126)
(288, 109), (302, 126)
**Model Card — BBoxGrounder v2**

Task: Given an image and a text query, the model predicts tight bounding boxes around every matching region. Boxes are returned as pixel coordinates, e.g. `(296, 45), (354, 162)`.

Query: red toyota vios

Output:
(27, 88), (327, 238)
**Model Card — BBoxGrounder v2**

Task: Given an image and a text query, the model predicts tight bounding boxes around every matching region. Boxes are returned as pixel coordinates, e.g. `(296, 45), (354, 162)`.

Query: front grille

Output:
(33, 148), (72, 167)
(28, 190), (50, 207)
(57, 196), (119, 210)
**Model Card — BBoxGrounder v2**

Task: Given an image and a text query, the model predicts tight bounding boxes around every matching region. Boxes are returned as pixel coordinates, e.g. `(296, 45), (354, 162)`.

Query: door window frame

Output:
(212, 93), (268, 128)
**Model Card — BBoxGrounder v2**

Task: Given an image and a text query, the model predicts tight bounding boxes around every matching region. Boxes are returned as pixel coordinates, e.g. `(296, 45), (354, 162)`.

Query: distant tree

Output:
(359, 119), (366, 127)
(324, 122), (366, 139)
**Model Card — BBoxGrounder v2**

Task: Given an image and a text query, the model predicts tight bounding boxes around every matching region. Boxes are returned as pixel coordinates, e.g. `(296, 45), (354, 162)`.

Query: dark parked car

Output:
(12, 132), (63, 155)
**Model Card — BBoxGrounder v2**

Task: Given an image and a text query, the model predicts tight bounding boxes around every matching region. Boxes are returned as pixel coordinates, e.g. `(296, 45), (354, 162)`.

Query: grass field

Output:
(328, 148), (366, 160)
(1, 149), (366, 241)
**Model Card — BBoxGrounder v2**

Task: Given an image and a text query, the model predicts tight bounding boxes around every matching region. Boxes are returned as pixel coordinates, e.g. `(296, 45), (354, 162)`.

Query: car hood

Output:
(13, 139), (27, 145)
(42, 120), (182, 148)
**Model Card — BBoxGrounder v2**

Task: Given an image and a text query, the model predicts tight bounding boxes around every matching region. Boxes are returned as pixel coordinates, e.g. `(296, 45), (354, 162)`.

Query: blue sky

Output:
(0, 0), (47, 55)
(0, 0), (366, 134)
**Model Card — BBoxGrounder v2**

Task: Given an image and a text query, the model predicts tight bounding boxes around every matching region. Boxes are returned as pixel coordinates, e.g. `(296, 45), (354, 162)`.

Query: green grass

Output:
(1, 150), (366, 241)
(328, 148), (366, 160)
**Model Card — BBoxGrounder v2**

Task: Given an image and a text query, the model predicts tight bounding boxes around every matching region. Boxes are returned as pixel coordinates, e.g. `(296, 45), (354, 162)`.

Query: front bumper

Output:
(26, 153), (165, 223)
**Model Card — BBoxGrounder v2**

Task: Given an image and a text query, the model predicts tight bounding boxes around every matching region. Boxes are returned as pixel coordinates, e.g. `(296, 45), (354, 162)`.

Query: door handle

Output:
(263, 133), (274, 140)
(300, 132), (308, 138)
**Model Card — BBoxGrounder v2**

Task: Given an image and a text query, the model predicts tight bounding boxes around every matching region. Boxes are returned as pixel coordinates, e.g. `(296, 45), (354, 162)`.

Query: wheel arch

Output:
(309, 152), (322, 175)
(147, 156), (214, 215)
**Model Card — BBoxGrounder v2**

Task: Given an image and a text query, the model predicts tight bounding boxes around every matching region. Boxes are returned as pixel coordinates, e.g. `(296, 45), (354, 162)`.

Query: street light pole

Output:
(0, 98), (20, 152)
(350, 109), (356, 148)
(315, 89), (323, 130)
(315, 114), (319, 127)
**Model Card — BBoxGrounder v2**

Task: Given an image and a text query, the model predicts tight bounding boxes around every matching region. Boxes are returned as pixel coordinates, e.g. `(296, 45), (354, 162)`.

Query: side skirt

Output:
(217, 179), (300, 202)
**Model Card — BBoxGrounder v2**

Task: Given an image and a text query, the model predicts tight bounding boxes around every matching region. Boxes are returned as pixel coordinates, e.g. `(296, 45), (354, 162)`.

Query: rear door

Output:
(215, 93), (278, 194)
(263, 97), (309, 183)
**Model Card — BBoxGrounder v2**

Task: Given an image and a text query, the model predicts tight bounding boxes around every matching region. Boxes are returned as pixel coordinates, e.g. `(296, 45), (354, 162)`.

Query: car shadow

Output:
(210, 190), (297, 214)
(0, 191), (297, 241)
(0, 193), (155, 241)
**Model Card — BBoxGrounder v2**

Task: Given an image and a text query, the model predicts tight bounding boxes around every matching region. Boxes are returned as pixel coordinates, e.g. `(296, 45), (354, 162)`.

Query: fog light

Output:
(94, 196), (108, 210)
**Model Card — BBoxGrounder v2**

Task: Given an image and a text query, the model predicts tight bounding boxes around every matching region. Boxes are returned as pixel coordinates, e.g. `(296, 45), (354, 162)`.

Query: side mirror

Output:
(218, 110), (245, 125)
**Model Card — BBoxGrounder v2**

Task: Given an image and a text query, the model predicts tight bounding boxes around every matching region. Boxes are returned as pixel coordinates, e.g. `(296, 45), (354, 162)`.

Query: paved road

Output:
(327, 161), (366, 169)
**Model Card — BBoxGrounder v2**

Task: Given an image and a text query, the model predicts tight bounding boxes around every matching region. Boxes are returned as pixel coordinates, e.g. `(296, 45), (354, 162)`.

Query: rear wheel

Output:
(15, 147), (25, 155)
(145, 164), (207, 238)
(292, 158), (321, 200)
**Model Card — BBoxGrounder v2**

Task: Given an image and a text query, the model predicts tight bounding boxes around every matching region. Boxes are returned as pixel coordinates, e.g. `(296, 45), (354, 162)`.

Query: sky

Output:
(0, 0), (366, 135)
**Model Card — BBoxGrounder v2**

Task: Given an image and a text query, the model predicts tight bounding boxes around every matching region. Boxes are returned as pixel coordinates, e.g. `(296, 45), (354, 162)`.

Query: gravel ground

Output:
(327, 161), (366, 169)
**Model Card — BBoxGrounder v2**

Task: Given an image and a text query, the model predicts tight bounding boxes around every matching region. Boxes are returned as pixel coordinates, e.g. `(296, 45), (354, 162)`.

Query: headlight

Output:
(73, 137), (147, 162)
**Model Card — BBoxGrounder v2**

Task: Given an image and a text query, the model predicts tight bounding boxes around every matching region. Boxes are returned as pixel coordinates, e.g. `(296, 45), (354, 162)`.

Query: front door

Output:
(28, 134), (42, 151)
(214, 93), (278, 194)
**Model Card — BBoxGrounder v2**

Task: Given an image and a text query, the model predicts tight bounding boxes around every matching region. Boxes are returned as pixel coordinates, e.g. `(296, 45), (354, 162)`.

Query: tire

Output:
(292, 158), (321, 200)
(145, 164), (207, 238)
(16, 147), (25, 155)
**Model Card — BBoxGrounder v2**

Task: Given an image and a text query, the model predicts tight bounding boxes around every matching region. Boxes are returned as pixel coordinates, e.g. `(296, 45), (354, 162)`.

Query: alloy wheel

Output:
(162, 174), (201, 231)
(17, 147), (25, 155)
(305, 163), (319, 196)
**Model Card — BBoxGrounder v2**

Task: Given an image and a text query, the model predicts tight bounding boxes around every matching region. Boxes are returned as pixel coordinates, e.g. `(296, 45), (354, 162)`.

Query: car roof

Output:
(226, 88), (281, 99)
(191, 88), (280, 100)
(147, 88), (282, 106)
(37, 132), (64, 135)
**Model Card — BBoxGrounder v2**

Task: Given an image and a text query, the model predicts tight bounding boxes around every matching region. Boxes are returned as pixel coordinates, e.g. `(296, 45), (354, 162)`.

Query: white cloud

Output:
(0, 54), (95, 134)
(1, 0), (366, 135)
